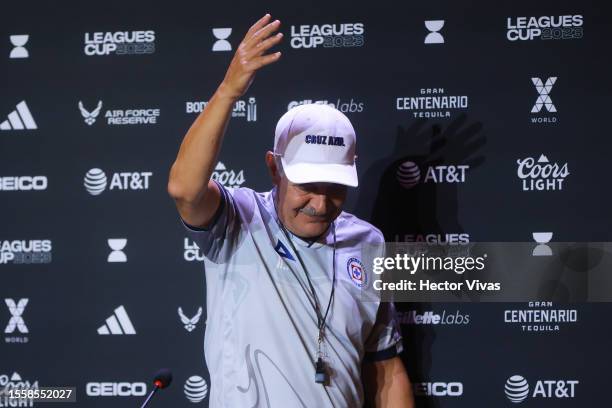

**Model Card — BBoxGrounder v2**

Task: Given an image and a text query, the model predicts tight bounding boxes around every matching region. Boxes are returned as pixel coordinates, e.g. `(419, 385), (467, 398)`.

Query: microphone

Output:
(140, 369), (172, 408)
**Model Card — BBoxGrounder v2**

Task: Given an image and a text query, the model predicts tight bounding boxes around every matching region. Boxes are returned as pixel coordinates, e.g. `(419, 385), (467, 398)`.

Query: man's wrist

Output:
(216, 83), (241, 103)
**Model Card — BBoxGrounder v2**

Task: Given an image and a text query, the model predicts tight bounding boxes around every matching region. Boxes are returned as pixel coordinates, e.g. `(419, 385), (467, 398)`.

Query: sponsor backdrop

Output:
(1, 0), (610, 406)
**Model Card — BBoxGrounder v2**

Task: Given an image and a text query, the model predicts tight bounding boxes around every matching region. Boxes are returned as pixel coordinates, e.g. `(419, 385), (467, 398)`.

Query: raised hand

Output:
(220, 14), (283, 100)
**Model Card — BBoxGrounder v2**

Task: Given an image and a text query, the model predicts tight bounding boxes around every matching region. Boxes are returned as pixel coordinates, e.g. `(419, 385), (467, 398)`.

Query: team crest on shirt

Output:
(346, 257), (367, 288)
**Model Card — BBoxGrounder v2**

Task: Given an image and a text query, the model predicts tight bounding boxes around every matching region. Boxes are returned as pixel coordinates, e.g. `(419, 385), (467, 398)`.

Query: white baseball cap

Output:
(273, 103), (358, 187)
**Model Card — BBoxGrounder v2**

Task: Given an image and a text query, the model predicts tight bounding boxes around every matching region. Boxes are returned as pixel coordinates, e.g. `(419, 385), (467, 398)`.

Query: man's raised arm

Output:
(167, 14), (283, 228)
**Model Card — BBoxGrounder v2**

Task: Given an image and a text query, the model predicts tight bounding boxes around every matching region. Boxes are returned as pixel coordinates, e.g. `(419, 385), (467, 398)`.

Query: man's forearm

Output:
(363, 356), (414, 408)
(380, 368), (414, 408)
(168, 84), (236, 203)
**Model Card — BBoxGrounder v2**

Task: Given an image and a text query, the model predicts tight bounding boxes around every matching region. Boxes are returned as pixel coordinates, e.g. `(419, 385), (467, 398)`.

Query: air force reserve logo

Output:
(347, 257), (367, 288)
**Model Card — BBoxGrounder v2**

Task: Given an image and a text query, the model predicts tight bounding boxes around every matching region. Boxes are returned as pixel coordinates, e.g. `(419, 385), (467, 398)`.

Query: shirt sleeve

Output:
(180, 180), (242, 263)
(363, 300), (404, 362)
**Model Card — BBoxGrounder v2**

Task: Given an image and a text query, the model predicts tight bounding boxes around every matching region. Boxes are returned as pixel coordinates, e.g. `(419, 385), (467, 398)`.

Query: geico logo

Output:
(86, 382), (146, 396)
(414, 382), (463, 396)
(0, 176), (47, 191)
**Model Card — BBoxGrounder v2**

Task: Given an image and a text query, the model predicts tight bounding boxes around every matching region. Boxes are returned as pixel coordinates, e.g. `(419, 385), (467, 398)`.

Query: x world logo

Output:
(531, 77), (557, 113)
(4, 298), (28, 334)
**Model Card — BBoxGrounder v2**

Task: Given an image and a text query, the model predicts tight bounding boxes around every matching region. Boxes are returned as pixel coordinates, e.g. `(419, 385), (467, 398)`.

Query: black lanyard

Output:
(278, 221), (337, 384)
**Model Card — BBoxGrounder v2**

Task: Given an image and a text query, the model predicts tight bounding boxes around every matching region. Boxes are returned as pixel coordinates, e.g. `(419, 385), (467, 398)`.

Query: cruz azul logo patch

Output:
(347, 257), (367, 288)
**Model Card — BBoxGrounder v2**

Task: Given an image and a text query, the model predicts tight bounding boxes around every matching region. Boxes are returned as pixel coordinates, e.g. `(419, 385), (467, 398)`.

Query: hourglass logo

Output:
(532, 232), (553, 256)
(424, 21), (445, 44)
(107, 239), (127, 263)
(212, 28), (232, 52)
(9, 35), (29, 59)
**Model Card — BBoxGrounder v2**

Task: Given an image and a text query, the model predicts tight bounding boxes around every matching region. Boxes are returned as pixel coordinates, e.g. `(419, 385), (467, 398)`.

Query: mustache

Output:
(298, 206), (327, 217)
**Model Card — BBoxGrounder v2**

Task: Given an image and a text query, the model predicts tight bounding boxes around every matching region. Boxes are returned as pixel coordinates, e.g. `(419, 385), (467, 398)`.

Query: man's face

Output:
(276, 178), (347, 239)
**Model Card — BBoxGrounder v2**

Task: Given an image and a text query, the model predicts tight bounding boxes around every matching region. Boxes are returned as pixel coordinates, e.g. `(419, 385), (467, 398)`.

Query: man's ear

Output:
(265, 151), (281, 185)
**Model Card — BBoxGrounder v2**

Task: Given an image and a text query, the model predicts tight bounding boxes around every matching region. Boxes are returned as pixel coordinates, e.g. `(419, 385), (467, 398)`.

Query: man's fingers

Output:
(245, 19), (281, 49)
(247, 52), (282, 71)
(248, 32), (283, 58)
(245, 14), (272, 41)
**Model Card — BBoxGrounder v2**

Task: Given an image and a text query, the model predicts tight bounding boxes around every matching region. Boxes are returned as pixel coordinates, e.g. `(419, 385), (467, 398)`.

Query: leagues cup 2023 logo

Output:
(506, 15), (583, 41)
(0, 240), (52, 265)
(290, 23), (364, 48)
(84, 31), (155, 55)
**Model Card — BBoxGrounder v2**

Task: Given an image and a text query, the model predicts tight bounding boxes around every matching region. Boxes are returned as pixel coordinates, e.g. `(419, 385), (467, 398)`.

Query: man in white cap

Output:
(168, 14), (414, 408)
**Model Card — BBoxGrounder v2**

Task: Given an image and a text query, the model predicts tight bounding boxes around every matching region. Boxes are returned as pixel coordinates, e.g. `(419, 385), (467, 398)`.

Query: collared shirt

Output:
(182, 181), (402, 407)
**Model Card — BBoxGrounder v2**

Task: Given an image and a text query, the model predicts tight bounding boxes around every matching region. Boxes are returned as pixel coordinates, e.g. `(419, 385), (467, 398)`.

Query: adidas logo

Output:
(0, 101), (37, 130)
(97, 305), (136, 335)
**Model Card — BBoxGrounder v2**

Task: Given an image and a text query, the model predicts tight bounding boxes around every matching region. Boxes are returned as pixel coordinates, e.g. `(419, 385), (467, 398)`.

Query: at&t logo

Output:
(184, 376), (208, 403)
(84, 168), (152, 195)
(504, 375), (578, 403)
(396, 161), (469, 188)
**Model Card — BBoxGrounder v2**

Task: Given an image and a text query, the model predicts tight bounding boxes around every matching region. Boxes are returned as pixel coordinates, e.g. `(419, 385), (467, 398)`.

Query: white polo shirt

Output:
(183, 182), (403, 407)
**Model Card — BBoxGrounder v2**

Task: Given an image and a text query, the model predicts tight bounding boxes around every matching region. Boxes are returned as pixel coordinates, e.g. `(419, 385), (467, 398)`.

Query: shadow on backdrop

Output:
(356, 114), (485, 408)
